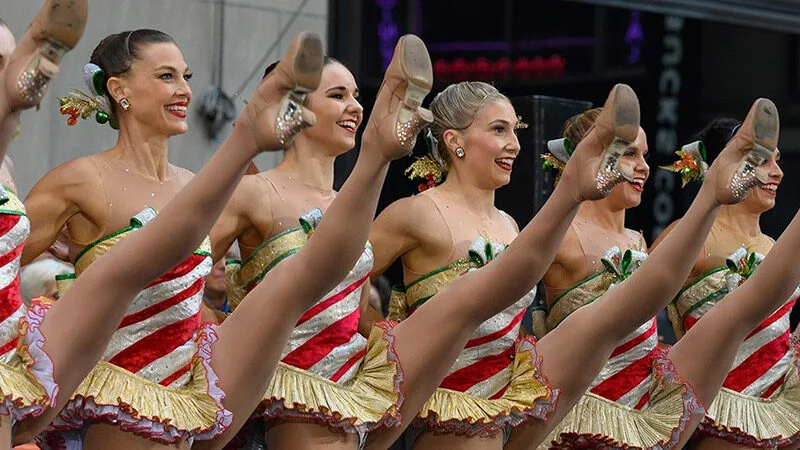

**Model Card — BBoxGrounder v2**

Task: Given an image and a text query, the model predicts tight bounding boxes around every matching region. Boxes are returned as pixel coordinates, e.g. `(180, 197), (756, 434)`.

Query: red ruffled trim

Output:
(0, 298), (59, 421)
(259, 320), (405, 434)
(414, 335), (560, 438)
(693, 337), (800, 448)
(40, 324), (231, 446)
(549, 347), (705, 450)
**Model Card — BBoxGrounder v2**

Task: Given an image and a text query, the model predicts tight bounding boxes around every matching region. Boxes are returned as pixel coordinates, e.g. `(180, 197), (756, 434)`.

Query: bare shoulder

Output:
(379, 193), (439, 234)
(624, 227), (647, 249)
(170, 164), (195, 187)
(33, 155), (102, 193)
(498, 209), (520, 233)
(234, 173), (270, 208)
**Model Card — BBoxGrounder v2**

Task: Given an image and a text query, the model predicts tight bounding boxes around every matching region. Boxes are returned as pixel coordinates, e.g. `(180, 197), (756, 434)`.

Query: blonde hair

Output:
(429, 81), (510, 168)
(561, 107), (601, 145)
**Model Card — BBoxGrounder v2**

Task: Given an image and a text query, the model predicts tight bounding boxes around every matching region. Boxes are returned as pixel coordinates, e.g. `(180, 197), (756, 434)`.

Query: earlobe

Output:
(441, 129), (463, 157)
(105, 76), (126, 103)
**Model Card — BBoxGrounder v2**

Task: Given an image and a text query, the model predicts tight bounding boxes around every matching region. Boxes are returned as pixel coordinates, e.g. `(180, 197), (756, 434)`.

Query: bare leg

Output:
(192, 34), (432, 450)
(412, 432), (504, 450)
(691, 436), (751, 450)
(266, 421), (357, 450)
(506, 98), (781, 450)
(13, 32), (323, 444)
(670, 208), (800, 448)
(0, 416), (10, 448)
(83, 423), (188, 450)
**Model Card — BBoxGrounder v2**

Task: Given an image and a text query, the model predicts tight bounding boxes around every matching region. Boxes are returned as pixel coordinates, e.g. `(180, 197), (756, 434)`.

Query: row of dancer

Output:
(0, 1), (798, 449)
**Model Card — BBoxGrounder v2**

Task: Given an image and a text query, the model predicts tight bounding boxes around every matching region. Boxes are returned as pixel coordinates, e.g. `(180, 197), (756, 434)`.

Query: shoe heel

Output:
(399, 82), (429, 125)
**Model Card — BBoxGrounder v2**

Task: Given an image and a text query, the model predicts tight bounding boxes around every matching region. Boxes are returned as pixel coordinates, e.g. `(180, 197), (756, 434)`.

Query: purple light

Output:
(625, 11), (643, 65)
(376, 0), (399, 70)
(427, 37), (595, 53)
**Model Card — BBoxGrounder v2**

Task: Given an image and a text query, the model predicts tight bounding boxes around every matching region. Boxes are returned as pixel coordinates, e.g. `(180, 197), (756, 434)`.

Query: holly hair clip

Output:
(541, 137), (574, 185)
(405, 129), (445, 192)
(661, 140), (708, 187)
(59, 63), (117, 129)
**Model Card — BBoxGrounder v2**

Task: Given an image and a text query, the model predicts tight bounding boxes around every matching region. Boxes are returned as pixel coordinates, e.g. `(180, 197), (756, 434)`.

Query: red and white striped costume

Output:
(672, 247), (800, 447)
(225, 209), (402, 435)
(39, 208), (231, 449)
(0, 189), (58, 421)
(390, 237), (554, 437)
(543, 245), (704, 450)
(0, 205), (29, 365)
(588, 317), (659, 408)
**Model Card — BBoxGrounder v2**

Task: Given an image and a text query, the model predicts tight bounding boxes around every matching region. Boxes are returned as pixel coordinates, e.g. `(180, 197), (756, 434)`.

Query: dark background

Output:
(326, 0), (800, 327)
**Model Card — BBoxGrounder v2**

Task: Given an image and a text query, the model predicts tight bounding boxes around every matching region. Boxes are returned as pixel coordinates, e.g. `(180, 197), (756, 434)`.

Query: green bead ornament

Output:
(95, 111), (109, 124)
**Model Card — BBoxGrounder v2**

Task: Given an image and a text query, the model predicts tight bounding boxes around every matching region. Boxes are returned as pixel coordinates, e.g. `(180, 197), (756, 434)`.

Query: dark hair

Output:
(0, 18), (7, 29)
(262, 56), (342, 80)
(90, 29), (176, 117)
(691, 117), (741, 162)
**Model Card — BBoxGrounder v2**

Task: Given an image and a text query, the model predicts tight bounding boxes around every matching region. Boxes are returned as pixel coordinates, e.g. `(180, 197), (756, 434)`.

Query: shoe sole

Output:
(609, 83), (640, 143)
(397, 35), (433, 123)
(291, 33), (324, 94)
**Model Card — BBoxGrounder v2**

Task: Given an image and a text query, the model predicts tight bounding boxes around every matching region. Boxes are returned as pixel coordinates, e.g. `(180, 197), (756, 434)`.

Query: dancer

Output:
(535, 102), (796, 450)
(212, 49), (424, 448)
(536, 108), (686, 448)
(21, 27), (441, 450)
(367, 81), (550, 450)
(668, 118), (799, 449)
(0, 0), (87, 446)
(360, 91), (779, 450)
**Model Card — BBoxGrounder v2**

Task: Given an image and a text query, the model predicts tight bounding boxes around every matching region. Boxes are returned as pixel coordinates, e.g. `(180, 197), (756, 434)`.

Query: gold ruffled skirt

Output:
(414, 336), (557, 438)
(259, 321), (403, 433)
(43, 324), (231, 444)
(695, 340), (800, 448)
(543, 348), (705, 450)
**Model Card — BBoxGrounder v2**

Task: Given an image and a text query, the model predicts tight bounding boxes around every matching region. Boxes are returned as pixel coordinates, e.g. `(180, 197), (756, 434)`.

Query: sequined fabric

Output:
(396, 238), (553, 436)
(546, 244), (656, 409)
(542, 241), (702, 449)
(38, 209), (230, 447)
(673, 248), (800, 446)
(543, 348), (706, 450)
(0, 190), (59, 421)
(226, 209), (403, 432)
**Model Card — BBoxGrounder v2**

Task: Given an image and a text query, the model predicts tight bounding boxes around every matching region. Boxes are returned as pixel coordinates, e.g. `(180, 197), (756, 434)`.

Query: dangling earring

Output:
(456, 147), (465, 158)
(119, 98), (131, 111)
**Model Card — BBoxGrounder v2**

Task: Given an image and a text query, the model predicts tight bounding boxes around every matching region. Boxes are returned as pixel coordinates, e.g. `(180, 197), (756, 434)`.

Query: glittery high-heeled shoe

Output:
(591, 84), (640, 195)
(568, 84), (640, 201)
(362, 34), (434, 160)
(241, 32), (323, 151)
(716, 98), (779, 203)
(2, 0), (88, 112)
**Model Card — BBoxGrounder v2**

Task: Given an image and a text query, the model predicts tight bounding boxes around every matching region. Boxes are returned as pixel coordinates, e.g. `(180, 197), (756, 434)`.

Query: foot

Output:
(239, 32), (324, 152)
(0, 0), (88, 112)
(562, 83), (640, 201)
(706, 98), (779, 204)
(362, 34), (434, 162)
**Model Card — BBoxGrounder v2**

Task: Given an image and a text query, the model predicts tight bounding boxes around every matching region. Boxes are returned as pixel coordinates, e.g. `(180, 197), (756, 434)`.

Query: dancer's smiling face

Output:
(106, 42), (193, 137)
